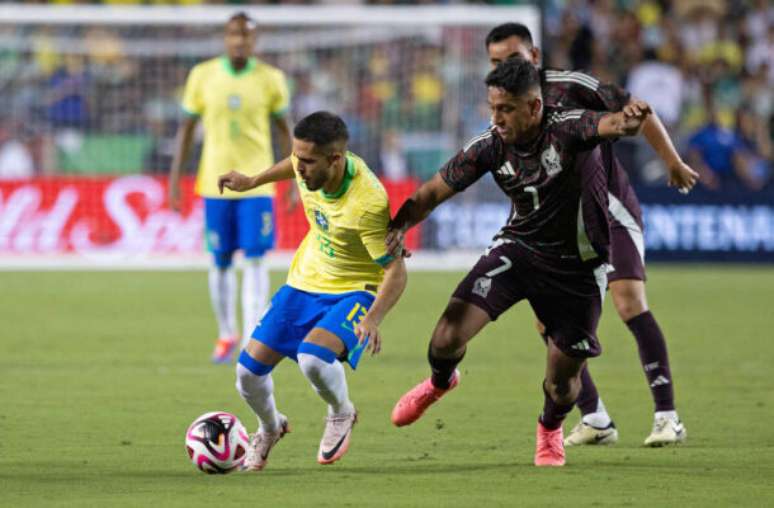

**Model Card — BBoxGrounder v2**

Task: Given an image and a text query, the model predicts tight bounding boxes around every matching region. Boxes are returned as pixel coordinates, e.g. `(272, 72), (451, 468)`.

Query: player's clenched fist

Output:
(620, 100), (651, 136)
(218, 171), (255, 194)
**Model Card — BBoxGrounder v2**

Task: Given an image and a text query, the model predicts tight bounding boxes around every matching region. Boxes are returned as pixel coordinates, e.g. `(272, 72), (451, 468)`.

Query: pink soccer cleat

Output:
(534, 421), (566, 467)
(211, 335), (239, 364)
(391, 370), (459, 427)
(243, 415), (291, 472)
(318, 411), (358, 465)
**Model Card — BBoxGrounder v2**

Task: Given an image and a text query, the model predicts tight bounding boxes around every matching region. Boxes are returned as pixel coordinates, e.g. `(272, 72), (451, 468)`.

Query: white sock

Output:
(235, 364), (280, 433)
(297, 353), (354, 416)
(208, 265), (237, 339)
(241, 258), (270, 348)
(581, 398), (612, 428)
(654, 410), (679, 422)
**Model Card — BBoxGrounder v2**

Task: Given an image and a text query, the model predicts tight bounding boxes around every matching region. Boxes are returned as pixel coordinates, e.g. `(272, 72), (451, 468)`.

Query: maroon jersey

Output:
(541, 69), (643, 229)
(439, 107), (611, 267)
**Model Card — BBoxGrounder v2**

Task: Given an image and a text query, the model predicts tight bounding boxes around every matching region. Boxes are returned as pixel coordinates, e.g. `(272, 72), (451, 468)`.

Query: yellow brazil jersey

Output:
(181, 56), (289, 198)
(286, 153), (394, 295)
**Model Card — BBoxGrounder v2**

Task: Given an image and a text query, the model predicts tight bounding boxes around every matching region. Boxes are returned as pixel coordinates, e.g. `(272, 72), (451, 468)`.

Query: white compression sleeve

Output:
(297, 354), (354, 416)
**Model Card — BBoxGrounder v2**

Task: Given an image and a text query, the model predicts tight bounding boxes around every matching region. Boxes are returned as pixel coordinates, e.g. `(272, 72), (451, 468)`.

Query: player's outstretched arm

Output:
(218, 157), (295, 194)
(636, 100), (699, 192)
(168, 116), (199, 211)
(355, 256), (407, 356)
(386, 173), (456, 257)
(597, 99), (652, 138)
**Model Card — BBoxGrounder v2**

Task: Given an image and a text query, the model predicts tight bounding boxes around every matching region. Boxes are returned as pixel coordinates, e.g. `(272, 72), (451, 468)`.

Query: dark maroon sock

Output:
(575, 365), (601, 416)
(539, 382), (575, 430)
(428, 347), (464, 390)
(626, 311), (675, 411)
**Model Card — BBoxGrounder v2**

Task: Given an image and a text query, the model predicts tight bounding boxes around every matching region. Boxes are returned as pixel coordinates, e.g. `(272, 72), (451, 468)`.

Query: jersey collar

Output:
(221, 56), (257, 77)
(321, 155), (356, 200)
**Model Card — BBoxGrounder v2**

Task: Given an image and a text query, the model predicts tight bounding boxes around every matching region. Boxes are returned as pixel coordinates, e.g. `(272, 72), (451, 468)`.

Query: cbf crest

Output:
(541, 144), (562, 177)
(314, 209), (329, 231)
(227, 94), (241, 111)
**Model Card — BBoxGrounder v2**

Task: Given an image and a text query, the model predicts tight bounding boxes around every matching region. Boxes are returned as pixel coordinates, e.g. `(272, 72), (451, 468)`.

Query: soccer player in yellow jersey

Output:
(168, 12), (292, 363)
(218, 111), (407, 471)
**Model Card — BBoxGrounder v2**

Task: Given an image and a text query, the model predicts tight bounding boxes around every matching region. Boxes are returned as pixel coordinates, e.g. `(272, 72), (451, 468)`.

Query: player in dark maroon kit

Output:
(388, 58), (653, 466)
(486, 23), (698, 447)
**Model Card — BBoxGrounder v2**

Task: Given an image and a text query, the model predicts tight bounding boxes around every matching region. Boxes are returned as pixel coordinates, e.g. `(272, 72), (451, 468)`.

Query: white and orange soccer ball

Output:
(185, 411), (249, 474)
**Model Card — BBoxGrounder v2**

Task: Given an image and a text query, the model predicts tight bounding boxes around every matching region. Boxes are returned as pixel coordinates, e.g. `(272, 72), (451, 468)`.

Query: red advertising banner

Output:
(0, 176), (420, 256)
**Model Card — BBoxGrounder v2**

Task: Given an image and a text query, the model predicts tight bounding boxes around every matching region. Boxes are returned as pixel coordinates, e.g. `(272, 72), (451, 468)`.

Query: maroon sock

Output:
(575, 365), (601, 416)
(626, 311), (675, 411)
(539, 382), (575, 430)
(428, 347), (464, 390)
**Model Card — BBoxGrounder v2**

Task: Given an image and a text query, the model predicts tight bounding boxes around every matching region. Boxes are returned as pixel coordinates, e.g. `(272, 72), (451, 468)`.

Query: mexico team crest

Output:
(541, 144), (562, 177)
(314, 209), (329, 231)
(472, 277), (492, 298)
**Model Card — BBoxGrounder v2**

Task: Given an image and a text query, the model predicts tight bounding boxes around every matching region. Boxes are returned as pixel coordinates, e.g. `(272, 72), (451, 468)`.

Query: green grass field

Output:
(2, 266), (774, 507)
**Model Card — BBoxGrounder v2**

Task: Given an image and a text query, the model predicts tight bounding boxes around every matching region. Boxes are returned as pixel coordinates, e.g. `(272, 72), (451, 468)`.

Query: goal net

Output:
(0, 5), (539, 265)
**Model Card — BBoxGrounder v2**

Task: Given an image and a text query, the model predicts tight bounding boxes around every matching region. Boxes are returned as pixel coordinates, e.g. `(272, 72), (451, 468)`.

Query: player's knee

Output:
(235, 352), (274, 396)
(297, 343), (337, 382)
(611, 283), (648, 321)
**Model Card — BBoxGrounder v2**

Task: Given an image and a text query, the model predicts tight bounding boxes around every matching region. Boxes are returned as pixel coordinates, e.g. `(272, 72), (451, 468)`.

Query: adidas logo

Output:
(497, 161), (516, 177)
(571, 340), (591, 352)
(650, 375), (671, 387)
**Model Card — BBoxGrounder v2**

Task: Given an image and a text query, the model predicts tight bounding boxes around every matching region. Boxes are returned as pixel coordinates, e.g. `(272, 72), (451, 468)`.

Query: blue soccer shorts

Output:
(251, 285), (376, 369)
(204, 196), (274, 268)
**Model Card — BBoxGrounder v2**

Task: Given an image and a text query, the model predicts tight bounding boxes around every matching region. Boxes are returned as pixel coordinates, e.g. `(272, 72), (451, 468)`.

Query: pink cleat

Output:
(391, 370), (459, 427)
(211, 335), (239, 364)
(534, 421), (566, 467)
(317, 411), (358, 465)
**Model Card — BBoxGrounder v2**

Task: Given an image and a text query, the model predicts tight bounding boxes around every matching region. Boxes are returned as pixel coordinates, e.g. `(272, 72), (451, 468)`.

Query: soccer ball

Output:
(185, 411), (250, 474)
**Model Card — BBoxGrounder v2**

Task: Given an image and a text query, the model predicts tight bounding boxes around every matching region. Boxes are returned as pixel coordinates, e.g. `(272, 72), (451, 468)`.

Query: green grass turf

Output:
(2, 266), (774, 507)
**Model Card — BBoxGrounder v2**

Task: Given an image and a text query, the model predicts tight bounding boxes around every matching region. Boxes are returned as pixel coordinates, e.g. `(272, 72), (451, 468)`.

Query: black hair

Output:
(293, 111), (349, 147)
(485, 22), (534, 48)
(485, 57), (540, 98)
(228, 11), (256, 29)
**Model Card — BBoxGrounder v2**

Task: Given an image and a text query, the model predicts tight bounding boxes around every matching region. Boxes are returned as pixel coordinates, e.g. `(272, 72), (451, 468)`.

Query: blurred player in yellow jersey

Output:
(219, 111), (407, 471)
(169, 12), (292, 363)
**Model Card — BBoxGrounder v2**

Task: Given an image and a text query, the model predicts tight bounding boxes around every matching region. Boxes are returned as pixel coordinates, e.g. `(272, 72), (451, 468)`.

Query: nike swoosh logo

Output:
(593, 433), (611, 443)
(320, 431), (350, 461)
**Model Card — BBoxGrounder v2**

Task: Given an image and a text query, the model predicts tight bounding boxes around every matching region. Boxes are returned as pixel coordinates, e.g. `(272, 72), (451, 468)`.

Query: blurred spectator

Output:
(627, 49), (684, 129)
(687, 102), (763, 191)
(746, 25), (774, 85)
(45, 54), (89, 129)
(735, 106), (772, 190)
(0, 123), (35, 179)
(379, 129), (408, 182)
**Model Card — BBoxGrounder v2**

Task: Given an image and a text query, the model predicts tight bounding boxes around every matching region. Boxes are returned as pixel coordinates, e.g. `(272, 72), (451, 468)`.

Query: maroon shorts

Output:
(452, 240), (606, 358)
(607, 221), (646, 282)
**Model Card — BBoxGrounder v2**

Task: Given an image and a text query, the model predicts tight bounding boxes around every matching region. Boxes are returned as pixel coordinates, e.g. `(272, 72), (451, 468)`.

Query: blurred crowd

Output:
(0, 0), (771, 193)
(542, 0), (772, 191)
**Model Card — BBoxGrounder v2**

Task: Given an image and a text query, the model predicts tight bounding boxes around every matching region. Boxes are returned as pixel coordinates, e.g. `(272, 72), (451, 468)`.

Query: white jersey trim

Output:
(608, 192), (645, 263)
(544, 70), (600, 90)
(463, 129), (493, 153)
(548, 109), (584, 126)
(576, 197), (599, 262)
